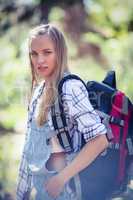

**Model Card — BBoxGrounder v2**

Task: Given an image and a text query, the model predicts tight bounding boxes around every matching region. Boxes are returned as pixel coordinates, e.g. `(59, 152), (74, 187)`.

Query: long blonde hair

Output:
(28, 24), (69, 126)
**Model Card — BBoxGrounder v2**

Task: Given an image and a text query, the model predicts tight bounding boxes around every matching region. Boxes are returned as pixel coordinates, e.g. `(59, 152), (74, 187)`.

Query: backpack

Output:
(51, 71), (133, 198)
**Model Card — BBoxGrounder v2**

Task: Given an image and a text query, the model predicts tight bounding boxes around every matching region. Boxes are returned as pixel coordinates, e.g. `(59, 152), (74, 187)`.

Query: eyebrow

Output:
(30, 48), (53, 52)
(29, 49), (53, 53)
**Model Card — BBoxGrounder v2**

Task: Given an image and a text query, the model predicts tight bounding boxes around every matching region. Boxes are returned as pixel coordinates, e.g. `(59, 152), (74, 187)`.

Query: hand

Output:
(45, 174), (65, 199)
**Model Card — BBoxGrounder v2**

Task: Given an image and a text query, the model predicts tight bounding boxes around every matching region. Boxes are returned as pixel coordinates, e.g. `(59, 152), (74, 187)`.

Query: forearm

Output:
(59, 134), (108, 184)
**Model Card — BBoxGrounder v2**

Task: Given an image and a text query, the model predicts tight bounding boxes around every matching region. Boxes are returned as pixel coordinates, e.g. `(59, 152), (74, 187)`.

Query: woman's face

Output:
(30, 35), (57, 80)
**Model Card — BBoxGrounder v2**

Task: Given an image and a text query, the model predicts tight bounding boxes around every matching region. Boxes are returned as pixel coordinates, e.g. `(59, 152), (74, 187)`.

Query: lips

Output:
(38, 66), (48, 70)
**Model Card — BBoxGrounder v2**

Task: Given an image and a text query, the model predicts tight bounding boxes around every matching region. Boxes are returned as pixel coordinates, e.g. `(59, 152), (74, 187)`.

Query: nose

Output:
(37, 54), (45, 65)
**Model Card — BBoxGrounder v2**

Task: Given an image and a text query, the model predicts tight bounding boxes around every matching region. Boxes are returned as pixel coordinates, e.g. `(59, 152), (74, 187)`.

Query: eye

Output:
(46, 51), (52, 54)
(30, 51), (38, 57)
(43, 50), (53, 55)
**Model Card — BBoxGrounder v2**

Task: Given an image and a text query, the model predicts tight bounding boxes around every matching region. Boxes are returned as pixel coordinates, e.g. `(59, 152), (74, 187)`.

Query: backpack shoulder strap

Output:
(58, 74), (87, 95)
(51, 74), (87, 153)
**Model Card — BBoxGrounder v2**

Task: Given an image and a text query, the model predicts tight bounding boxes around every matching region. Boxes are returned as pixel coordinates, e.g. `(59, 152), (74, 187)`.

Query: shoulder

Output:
(62, 77), (88, 97)
(62, 77), (87, 92)
(30, 81), (45, 105)
(33, 81), (44, 96)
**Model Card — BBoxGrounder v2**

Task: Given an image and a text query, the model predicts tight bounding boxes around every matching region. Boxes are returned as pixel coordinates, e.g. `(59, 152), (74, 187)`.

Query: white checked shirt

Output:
(16, 77), (107, 200)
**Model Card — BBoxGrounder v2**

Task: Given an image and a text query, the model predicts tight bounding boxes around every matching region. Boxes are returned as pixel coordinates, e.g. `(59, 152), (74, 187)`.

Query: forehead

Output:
(30, 35), (55, 51)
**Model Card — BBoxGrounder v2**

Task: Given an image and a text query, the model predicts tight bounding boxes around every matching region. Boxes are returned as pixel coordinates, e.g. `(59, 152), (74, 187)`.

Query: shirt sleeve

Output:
(16, 152), (32, 200)
(62, 79), (107, 142)
(16, 123), (32, 200)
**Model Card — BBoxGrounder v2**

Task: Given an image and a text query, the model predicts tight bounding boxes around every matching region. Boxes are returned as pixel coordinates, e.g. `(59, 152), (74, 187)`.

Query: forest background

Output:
(0, 0), (133, 199)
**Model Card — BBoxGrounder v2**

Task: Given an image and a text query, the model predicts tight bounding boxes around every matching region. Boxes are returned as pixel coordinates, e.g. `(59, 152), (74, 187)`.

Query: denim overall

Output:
(23, 83), (78, 200)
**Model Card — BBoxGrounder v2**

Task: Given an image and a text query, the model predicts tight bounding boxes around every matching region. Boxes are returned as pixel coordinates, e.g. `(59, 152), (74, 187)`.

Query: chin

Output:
(40, 74), (51, 80)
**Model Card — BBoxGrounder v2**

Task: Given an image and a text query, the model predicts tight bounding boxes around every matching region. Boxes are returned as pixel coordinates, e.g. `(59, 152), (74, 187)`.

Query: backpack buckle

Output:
(110, 116), (124, 127)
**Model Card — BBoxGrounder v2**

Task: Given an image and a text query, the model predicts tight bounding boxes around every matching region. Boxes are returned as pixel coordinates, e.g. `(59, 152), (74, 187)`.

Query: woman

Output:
(16, 24), (108, 200)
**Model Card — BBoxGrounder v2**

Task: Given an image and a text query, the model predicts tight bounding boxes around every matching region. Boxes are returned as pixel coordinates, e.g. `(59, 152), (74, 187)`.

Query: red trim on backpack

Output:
(110, 91), (131, 184)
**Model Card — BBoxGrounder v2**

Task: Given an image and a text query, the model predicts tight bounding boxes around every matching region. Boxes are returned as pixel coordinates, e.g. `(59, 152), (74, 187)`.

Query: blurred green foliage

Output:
(0, 0), (133, 130)
(0, 0), (133, 198)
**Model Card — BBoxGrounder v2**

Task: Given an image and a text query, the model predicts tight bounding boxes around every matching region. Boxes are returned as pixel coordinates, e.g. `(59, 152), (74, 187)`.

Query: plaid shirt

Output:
(16, 78), (107, 200)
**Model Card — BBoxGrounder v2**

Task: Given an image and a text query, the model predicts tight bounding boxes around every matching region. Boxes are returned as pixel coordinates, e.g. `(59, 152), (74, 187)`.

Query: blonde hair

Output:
(28, 24), (69, 126)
